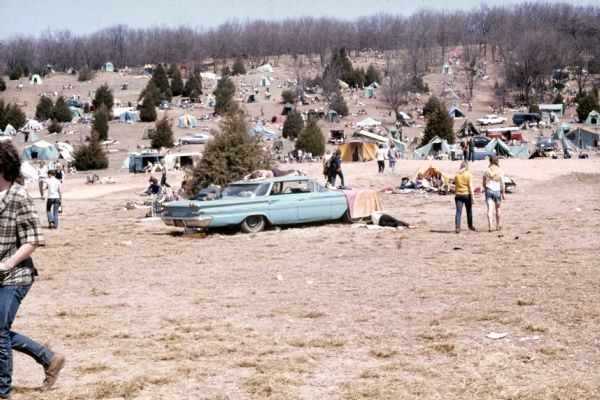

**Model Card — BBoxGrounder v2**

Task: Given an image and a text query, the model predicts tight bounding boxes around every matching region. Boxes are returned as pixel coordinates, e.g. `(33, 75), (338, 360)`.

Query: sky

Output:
(0, 0), (597, 39)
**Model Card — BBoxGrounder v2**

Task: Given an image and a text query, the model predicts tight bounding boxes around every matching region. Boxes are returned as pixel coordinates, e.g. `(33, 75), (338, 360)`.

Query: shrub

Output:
(281, 89), (298, 104)
(422, 106), (454, 145)
(150, 115), (174, 149)
(214, 75), (237, 116)
(48, 120), (62, 134)
(528, 103), (540, 114)
(553, 93), (564, 105)
(78, 67), (94, 82)
(92, 83), (114, 110)
(282, 110), (304, 140)
(221, 65), (231, 76)
(365, 64), (381, 86)
(73, 134), (109, 170)
(188, 112), (270, 194)
(576, 92), (599, 122)
(51, 96), (73, 123)
(329, 91), (349, 117)
(0, 77), (6, 92)
(9, 66), (23, 80)
(1, 103), (26, 131)
(35, 96), (54, 121)
(170, 68), (184, 97)
(83, 103), (90, 113)
(295, 119), (325, 156)
(232, 58), (246, 75)
(92, 104), (110, 141)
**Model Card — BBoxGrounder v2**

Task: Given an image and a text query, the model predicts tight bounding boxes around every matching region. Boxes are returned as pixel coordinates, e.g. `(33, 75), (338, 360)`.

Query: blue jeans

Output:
(329, 170), (344, 187)
(46, 198), (60, 227)
(0, 285), (54, 396)
(455, 194), (474, 230)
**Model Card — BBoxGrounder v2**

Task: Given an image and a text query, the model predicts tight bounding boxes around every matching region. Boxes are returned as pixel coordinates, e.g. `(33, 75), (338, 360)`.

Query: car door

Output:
(296, 180), (332, 222)
(267, 181), (300, 224)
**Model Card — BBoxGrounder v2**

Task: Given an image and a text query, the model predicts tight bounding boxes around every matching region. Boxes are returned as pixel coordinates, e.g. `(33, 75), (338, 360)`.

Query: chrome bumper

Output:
(161, 215), (213, 228)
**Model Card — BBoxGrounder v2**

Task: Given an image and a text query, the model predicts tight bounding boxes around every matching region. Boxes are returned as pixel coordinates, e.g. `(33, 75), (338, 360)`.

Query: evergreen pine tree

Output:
(92, 83), (114, 110)
(150, 115), (175, 149)
(232, 58), (246, 75)
(73, 132), (109, 170)
(92, 104), (110, 141)
(423, 96), (443, 118)
(576, 92), (599, 122)
(214, 75), (237, 116)
(422, 106), (455, 146)
(553, 92), (564, 105)
(170, 68), (184, 97)
(51, 96), (73, 123)
(295, 119), (325, 156)
(35, 96), (54, 121)
(282, 110), (304, 140)
(183, 72), (202, 98)
(139, 97), (157, 122)
(150, 64), (172, 101)
(0, 76), (6, 91)
(365, 65), (381, 86)
(167, 63), (177, 78)
(0, 99), (5, 130)
(221, 65), (231, 76)
(188, 112), (270, 193)
(139, 81), (161, 106)
(329, 91), (349, 117)
(1, 103), (26, 131)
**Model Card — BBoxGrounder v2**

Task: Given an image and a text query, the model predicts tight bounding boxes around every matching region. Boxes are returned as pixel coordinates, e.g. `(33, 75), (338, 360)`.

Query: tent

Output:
(23, 119), (43, 131)
(102, 62), (115, 72)
(448, 106), (465, 118)
(21, 140), (59, 160)
(363, 82), (379, 99)
(20, 161), (38, 185)
(566, 127), (599, 150)
(143, 64), (154, 75)
(325, 110), (340, 123)
(70, 107), (84, 119)
(30, 74), (42, 85)
(259, 76), (270, 86)
(412, 164), (450, 185)
(441, 64), (453, 75)
(357, 117), (381, 128)
(249, 124), (277, 140)
(178, 114), (197, 128)
(247, 94), (256, 103)
(339, 139), (378, 162)
(17, 130), (39, 143)
(388, 137), (407, 160)
(508, 145), (530, 158)
(584, 110), (600, 126)
(281, 103), (293, 116)
(539, 104), (564, 119)
(117, 110), (138, 123)
(142, 126), (155, 140)
(271, 115), (283, 124)
(203, 94), (215, 108)
(456, 120), (480, 137)
(413, 136), (451, 160)
(485, 138), (513, 158)
(256, 63), (273, 73)
(55, 142), (74, 160)
(338, 80), (349, 91)
(2, 124), (16, 136)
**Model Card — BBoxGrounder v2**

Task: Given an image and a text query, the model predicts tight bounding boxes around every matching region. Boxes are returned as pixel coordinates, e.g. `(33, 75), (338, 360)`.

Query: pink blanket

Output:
(341, 189), (383, 218)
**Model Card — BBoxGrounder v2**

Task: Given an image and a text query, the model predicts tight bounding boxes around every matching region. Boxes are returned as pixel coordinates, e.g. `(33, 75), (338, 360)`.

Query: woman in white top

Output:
(36, 161), (48, 199)
(482, 156), (505, 232)
(376, 144), (387, 174)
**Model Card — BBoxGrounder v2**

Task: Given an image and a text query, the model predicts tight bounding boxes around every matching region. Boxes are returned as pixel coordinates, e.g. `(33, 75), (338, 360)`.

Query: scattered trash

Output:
(305, 280), (313, 285)
(514, 236), (519, 240)
(276, 274), (283, 281)
(486, 332), (508, 339)
(526, 231), (531, 234)
(513, 250), (520, 253)
(519, 335), (540, 342)
(576, 208), (582, 212)
(121, 240), (133, 246)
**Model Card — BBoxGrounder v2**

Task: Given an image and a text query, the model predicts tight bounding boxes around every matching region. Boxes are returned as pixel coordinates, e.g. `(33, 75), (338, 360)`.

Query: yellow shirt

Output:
(454, 169), (473, 195)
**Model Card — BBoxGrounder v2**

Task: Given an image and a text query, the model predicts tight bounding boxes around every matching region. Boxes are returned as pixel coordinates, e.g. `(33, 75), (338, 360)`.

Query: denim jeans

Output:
(46, 198), (60, 227)
(377, 160), (385, 173)
(455, 194), (474, 230)
(329, 170), (345, 187)
(0, 285), (54, 397)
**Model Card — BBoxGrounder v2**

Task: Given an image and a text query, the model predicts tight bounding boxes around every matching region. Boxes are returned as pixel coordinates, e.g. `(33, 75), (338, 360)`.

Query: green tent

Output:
(485, 138), (512, 157)
(413, 136), (450, 160)
(585, 110), (600, 126)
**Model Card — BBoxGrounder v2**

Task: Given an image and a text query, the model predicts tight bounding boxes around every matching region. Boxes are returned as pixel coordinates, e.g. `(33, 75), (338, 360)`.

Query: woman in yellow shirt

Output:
(454, 161), (475, 233)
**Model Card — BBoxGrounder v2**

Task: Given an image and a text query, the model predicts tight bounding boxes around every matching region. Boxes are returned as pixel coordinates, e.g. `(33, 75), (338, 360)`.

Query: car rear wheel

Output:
(343, 209), (362, 224)
(240, 215), (266, 233)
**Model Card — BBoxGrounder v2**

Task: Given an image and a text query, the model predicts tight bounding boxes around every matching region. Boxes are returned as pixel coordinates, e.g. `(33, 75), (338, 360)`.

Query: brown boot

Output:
(43, 353), (65, 389)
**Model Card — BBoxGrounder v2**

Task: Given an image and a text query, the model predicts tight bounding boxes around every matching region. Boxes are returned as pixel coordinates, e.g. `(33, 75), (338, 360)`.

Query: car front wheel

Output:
(240, 215), (266, 233)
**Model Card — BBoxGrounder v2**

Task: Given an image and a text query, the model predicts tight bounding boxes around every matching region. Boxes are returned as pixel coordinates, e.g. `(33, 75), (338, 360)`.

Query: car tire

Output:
(240, 215), (266, 233)
(181, 141), (188, 145)
(343, 209), (362, 224)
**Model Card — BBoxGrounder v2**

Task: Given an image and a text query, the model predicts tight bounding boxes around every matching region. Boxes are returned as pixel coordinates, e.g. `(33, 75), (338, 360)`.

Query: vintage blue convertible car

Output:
(161, 176), (354, 233)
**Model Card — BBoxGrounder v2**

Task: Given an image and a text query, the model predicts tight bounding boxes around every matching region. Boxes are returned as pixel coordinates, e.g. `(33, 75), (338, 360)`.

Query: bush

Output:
(553, 93), (564, 105)
(48, 120), (62, 134)
(170, 68), (184, 97)
(150, 115), (175, 149)
(35, 96), (54, 121)
(329, 91), (348, 117)
(92, 104), (110, 141)
(576, 92), (599, 122)
(83, 103), (90, 113)
(8, 66), (23, 80)
(365, 64), (381, 86)
(214, 75), (237, 116)
(295, 119), (325, 156)
(73, 134), (109, 170)
(188, 112), (270, 194)
(0, 77), (6, 92)
(1, 103), (26, 131)
(422, 106), (454, 146)
(232, 58), (246, 75)
(221, 65), (231, 76)
(92, 83), (114, 110)
(282, 110), (304, 140)
(78, 67), (94, 82)
(281, 89), (298, 104)
(528, 103), (540, 114)
(51, 96), (73, 123)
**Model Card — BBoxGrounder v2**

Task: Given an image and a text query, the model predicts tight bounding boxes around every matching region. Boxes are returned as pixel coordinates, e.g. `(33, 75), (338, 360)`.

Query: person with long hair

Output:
(483, 156), (506, 232)
(0, 142), (65, 397)
(454, 161), (476, 233)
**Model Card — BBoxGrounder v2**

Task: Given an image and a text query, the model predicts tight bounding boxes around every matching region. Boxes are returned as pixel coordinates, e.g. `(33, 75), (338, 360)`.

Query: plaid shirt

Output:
(0, 182), (44, 285)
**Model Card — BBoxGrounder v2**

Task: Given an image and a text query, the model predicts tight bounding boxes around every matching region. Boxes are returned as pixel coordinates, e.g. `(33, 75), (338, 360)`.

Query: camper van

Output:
(483, 127), (523, 142)
(512, 113), (541, 126)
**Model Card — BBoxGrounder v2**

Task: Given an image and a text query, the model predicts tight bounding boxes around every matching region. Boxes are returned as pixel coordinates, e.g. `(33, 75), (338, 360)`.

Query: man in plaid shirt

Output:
(0, 143), (65, 398)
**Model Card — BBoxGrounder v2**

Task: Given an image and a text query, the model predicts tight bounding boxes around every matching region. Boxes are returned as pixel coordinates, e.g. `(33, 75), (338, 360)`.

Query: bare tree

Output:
(381, 64), (410, 113)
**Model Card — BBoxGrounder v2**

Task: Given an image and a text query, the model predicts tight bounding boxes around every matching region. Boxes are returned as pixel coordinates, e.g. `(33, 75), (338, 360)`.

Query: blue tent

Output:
(178, 114), (197, 128)
(21, 140), (59, 160)
(117, 110), (138, 123)
(249, 124), (278, 140)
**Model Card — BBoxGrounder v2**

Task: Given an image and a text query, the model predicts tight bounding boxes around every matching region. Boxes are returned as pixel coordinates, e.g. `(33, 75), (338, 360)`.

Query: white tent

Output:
(259, 76), (270, 86)
(23, 119), (43, 131)
(30, 74), (42, 85)
(256, 63), (273, 73)
(20, 161), (38, 185)
(200, 72), (219, 81)
(357, 117), (382, 128)
(3, 124), (16, 136)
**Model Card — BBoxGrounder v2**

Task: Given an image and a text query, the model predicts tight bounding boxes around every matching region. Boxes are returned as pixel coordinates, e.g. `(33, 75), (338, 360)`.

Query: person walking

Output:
(159, 159), (170, 188)
(467, 137), (475, 162)
(46, 170), (62, 229)
(482, 156), (505, 232)
(454, 161), (476, 233)
(328, 149), (345, 188)
(376, 144), (386, 174)
(36, 161), (48, 199)
(461, 140), (468, 161)
(0, 142), (65, 398)
(387, 144), (398, 173)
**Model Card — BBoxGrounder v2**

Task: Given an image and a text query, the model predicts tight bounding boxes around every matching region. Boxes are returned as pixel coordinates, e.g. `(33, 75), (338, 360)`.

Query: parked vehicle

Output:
(476, 114), (507, 125)
(512, 113), (541, 126)
(178, 133), (212, 145)
(66, 99), (84, 108)
(161, 176), (357, 233)
(328, 129), (346, 144)
(472, 135), (491, 148)
(536, 136), (558, 151)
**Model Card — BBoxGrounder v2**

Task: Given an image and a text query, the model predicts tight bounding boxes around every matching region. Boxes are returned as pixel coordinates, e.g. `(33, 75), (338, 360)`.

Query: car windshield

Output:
(222, 183), (270, 197)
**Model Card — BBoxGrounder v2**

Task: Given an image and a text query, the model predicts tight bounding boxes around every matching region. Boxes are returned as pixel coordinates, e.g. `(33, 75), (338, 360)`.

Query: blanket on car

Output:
(342, 189), (383, 218)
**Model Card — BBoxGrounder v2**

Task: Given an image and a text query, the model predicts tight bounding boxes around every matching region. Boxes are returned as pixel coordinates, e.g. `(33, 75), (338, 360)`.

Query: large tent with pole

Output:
(413, 136), (451, 160)
(485, 138), (513, 158)
(339, 139), (378, 162)
(178, 114), (197, 128)
(21, 140), (59, 160)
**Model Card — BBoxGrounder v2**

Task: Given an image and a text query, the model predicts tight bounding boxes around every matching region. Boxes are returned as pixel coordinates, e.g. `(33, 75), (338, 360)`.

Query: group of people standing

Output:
(454, 156), (506, 233)
(461, 137), (476, 162)
(36, 161), (63, 229)
(323, 150), (344, 188)
(376, 144), (401, 174)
